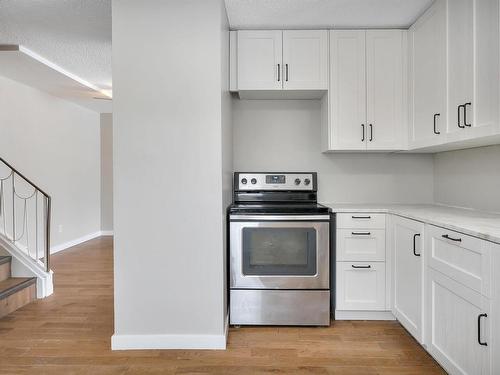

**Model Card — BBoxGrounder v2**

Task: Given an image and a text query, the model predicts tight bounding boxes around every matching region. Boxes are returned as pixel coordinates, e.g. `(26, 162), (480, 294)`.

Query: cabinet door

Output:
(282, 30), (328, 90)
(329, 30), (367, 150)
(392, 216), (425, 343)
(366, 30), (405, 150)
(410, 0), (447, 148)
(447, 0), (474, 135)
(426, 269), (491, 374)
(237, 30), (283, 90)
(336, 262), (386, 311)
(473, 0), (500, 135)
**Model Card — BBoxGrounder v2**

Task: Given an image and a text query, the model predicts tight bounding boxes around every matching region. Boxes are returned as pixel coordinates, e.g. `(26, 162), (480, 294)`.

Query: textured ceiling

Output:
(0, 0), (432, 93)
(225, 0), (434, 29)
(0, 0), (111, 92)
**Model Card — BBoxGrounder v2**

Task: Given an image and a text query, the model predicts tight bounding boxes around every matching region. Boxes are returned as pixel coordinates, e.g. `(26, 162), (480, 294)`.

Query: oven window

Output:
(242, 227), (317, 276)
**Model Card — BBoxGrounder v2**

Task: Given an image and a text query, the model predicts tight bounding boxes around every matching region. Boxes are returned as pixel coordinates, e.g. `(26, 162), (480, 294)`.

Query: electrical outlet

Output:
(58, 225), (63, 233)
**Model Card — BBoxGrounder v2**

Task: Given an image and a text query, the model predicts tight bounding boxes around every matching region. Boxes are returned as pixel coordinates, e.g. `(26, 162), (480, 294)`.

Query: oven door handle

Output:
(229, 215), (331, 221)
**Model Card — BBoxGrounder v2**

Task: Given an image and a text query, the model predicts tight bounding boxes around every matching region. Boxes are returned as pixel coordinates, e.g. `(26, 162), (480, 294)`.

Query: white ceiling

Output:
(0, 0), (111, 92)
(0, 0), (432, 95)
(225, 0), (434, 29)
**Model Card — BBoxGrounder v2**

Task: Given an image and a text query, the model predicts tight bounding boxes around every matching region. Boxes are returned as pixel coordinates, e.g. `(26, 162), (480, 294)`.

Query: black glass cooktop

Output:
(228, 203), (331, 215)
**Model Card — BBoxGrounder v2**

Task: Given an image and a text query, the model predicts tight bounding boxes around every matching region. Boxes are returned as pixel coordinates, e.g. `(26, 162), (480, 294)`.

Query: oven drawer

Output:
(230, 289), (330, 326)
(337, 213), (386, 229)
(337, 229), (386, 261)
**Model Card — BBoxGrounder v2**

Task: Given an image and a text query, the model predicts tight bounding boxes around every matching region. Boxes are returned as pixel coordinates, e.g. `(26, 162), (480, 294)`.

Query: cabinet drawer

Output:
(337, 213), (386, 229)
(336, 262), (386, 311)
(337, 229), (386, 261)
(426, 225), (491, 298)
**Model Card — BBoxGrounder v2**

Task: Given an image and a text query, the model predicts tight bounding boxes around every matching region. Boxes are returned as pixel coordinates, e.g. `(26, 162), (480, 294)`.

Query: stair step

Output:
(0, 256), (11, 266)
(0, 256), (11, 282)
(0, 277), (36, 319)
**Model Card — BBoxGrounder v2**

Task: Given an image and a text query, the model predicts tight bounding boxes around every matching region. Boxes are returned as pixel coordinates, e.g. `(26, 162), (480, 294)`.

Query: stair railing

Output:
(0, 157), (51, 272)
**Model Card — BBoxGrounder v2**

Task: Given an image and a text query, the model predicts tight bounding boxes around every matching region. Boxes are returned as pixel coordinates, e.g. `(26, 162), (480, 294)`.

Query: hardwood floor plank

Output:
(0, 237), (445, 374)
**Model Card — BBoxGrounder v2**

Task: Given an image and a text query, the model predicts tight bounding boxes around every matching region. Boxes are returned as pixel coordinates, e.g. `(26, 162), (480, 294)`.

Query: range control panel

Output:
(235, 172), (316, 191)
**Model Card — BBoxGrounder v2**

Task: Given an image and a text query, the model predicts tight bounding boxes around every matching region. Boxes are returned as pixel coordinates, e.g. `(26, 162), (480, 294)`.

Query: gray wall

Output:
(0, 76), (101, 249)
(100, 113), (113, 232)
(434, 145), (500, 212)
(112, 0), (230, 348)
(233, 100), (435, 204)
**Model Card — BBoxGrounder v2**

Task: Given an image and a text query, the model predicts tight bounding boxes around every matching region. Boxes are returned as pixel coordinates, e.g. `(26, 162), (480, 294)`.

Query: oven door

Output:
(230, 215), (330, 289)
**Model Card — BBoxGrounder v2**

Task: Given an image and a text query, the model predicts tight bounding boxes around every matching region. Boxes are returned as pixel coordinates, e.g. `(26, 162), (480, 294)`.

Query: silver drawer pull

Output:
(352, 265), (371, 269)
(352, 215), (371, 219)
(442, 234), (462, 242)
(352, 232), (371, 236)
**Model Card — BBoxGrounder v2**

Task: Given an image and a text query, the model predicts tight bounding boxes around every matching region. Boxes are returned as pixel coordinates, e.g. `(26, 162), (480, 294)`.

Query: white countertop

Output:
(322, 203), (500, 245)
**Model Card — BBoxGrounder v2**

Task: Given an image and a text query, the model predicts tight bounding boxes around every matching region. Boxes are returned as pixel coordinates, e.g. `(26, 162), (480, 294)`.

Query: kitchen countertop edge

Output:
(322, 203), (500, 245)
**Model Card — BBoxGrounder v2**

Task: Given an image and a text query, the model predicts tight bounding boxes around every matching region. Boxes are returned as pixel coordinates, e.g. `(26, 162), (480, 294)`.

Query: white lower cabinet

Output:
(336, 262), (386, 310)
(426, 268), (491, 375)
(387, 218), (499, 374)
(335, 212), (389, 317)
(392, 216), (425, 344)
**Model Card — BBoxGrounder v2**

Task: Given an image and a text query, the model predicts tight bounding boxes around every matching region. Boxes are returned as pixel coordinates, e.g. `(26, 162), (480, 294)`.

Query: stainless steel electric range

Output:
(228, 172), (331, 326)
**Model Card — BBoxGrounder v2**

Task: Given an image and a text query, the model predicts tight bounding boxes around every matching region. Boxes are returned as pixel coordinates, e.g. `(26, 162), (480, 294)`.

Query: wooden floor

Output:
(0, 237), (445, 374)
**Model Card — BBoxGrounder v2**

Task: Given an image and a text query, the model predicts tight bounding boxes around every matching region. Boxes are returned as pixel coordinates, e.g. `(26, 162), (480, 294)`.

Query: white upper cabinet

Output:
(447, 0), (500, 136)
(409, 0), (447, 148)
(282, 30), (328, 90)
(237, 30), (283, 90)
(234, 30), (328, 95)
(472, 0), (500, 135)
(409, 0), (500, 151)
(366, 30), (405, 150)
(327, 30), (405, 151)
(447, 0), (474, 136)
(329, 31), (367, 150)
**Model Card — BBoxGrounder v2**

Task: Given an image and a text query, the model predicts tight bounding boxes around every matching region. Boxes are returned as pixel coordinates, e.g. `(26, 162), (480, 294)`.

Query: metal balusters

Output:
(0, 157), (51, 272)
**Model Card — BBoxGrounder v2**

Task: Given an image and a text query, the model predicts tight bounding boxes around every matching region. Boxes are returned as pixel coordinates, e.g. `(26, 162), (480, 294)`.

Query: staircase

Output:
(0, 255), (36, 318)
(0, 155), (52, 304)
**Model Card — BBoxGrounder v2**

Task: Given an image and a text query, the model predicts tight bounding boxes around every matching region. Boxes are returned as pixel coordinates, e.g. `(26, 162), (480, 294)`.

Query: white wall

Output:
(100, 113), (113, 232)
(221, 1), (233, 321)
(112, 0), (230, 349)
(0, 76), (101, 249)
(434, 145), (500, 212)
(233, 100), (435, 204)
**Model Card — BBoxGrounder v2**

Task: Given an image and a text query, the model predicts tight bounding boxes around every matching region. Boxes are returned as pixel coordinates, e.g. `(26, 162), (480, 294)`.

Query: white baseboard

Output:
(335, 310), (396, 321)
(111, 332), (227, 350)
(51, 231), (113, 254)
(101, 230), (114, 236)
